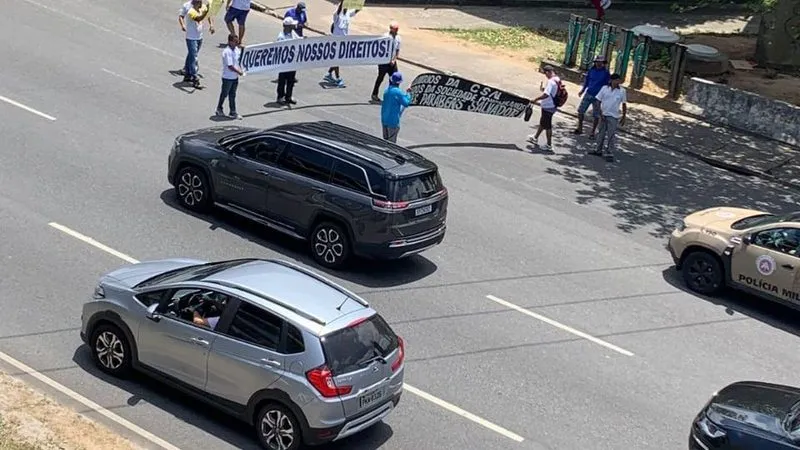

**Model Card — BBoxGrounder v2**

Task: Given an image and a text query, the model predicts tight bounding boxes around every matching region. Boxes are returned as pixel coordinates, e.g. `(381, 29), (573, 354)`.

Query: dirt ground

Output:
(0, 370), (143, 450)
(436, 27), (800, 106)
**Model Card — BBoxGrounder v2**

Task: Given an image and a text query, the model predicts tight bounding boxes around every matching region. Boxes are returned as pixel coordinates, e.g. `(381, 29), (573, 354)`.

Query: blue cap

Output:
(390, 72), (403, 84)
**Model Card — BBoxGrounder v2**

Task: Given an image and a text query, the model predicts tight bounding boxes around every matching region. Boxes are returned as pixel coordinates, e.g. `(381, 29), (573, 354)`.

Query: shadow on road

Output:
(406, 142), (523, 151)
(243, 102), (374, 118)
(71, 346), (394, 450)
(541, 110), (800, 240)
(158, 189), (438, 288)
(661, 266), (800, 338)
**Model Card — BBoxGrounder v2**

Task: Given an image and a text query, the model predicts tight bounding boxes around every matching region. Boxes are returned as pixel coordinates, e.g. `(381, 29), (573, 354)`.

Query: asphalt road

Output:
(3, 0), (800, 449)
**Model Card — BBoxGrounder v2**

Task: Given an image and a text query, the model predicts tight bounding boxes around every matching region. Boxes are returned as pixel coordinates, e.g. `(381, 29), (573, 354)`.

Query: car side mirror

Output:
(742, 234), (752, 245)
(145, 303), (161, 322)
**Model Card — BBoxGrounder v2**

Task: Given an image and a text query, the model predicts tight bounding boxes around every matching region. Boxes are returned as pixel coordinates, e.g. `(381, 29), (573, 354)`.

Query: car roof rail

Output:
(208, 279), (327, 325)
(263, 259), (370, 308)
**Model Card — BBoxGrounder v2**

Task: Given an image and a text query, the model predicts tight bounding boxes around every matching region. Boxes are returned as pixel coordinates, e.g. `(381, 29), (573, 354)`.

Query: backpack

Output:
(554, 78), (568, 107)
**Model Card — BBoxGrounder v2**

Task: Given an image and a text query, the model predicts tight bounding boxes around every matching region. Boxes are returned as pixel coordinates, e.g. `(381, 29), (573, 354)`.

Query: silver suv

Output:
(80, 257), (405, 450)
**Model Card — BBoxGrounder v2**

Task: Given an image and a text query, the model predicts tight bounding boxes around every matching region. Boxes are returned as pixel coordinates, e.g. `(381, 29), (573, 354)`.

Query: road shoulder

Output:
(0, 369), (143, 450)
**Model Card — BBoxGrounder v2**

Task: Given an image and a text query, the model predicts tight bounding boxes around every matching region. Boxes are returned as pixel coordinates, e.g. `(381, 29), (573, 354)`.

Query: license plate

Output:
(414, 205), (433, 217)
(358, 389), (384, 409)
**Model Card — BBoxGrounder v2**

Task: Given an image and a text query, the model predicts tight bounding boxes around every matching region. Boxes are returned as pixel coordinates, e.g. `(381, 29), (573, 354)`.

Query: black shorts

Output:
(539, 109), (555, 129)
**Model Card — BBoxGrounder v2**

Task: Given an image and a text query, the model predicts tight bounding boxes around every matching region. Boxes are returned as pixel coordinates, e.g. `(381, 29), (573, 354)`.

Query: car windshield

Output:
(321, 314), (398, 376)
(134, 259), (255, 289)
(731, 212), (800, 230)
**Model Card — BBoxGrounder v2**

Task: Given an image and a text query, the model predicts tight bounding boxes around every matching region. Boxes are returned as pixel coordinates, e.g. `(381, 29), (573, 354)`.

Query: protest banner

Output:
(241, 35), (393, 74)
(343, 0), (365, 9)
(408, 73), (530, 118)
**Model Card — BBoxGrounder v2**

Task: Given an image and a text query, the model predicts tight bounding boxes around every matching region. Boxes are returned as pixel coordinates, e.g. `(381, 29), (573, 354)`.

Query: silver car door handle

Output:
(256, 169), (270, 176)
(260, 358), (281, 367)
(312, 187), (325, 193)
(190, 337), (210, 346)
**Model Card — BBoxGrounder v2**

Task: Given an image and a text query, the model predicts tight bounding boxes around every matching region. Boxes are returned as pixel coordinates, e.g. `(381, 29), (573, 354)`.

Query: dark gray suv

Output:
(167, 121), (448, 269)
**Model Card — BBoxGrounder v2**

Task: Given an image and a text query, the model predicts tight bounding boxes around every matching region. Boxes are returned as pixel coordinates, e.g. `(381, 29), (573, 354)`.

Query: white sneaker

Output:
(540, 144), (552, 152)
(526, 134), (538, 143)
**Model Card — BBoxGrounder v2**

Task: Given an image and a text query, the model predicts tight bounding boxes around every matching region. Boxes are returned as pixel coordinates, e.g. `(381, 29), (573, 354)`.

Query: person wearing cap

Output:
(178, 0), (214, 79)
(574, 55), (611, 138)
(224, 0), (251, 46)
(284, 2), (308, 37)
(180, 0), (215, 88)
(371, 21), (402, 102)
(380, 72), (412, 143)
(591, 73), (627, 162)
(276, 18), (301, 105)
(324, 1), (360, 86)
(528, 65), (561, 151)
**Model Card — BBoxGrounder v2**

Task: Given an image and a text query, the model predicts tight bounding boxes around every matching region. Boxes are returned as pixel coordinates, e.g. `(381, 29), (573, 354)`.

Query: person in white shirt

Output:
(216, 34), (245, 119)
(528, 65), (560, 151)
(590, 73), (627, 162)
(371, 21), (401, 102)
(276, 18), (301, 105)
(324, 1), (359, 86)
(179, 0), (214, 87)
(224, 0), (251, 46)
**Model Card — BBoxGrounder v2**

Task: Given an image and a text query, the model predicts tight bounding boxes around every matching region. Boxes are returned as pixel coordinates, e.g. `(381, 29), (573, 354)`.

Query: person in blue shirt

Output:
(283, 2), (307, 37)
(573, 55), (611, 138)
(380, 72), (412, 143)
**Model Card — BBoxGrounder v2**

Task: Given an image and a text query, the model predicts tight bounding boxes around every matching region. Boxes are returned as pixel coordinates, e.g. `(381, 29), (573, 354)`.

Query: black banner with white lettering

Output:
(408, 73), (529, 118)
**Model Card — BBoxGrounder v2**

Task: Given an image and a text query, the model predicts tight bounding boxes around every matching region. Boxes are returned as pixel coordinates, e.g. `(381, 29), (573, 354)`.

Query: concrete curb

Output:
(251, 4), (800, 192)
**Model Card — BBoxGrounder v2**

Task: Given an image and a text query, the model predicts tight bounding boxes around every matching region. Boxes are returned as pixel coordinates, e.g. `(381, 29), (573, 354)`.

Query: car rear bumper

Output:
(357, 225), (446, 260)
(305, 391), (402, 446)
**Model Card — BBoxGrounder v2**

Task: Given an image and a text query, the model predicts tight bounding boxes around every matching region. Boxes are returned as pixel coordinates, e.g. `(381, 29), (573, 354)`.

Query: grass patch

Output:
(438, 26), (567, 63)
(0, 417), (39, 450)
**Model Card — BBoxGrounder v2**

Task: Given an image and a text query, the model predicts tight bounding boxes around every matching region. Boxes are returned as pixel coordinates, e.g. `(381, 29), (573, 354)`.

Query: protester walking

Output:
(380, 72), (412, 143)
(590, 73), (627, 162)
(528, 65), (563, 152)
(179, 0), (214, 86)
(371, 21), (401, 102)
(216, 34), (244, 119)
(224, 0), (250, 46)
(574, 55), (610, 138)
(284, 2), (308, 37)
(324, 1), (360, 86)
(276, 18), (301, 105)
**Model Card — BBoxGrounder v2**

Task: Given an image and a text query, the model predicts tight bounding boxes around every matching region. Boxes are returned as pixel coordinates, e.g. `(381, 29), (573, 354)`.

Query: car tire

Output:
(90, 324), (133, 377)
(310, 221), (351, 269)
(682, 251), (724, 295)
(255, 403), (302, 450)
(175, 165), (211, 212)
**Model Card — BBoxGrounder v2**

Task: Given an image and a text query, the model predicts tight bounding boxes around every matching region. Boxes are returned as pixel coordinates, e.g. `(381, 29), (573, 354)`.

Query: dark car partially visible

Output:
(691, 381), (800, 450)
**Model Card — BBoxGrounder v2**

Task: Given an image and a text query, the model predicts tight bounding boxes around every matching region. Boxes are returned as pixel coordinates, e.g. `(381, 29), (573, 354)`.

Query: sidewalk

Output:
(255, 0), (800, 190)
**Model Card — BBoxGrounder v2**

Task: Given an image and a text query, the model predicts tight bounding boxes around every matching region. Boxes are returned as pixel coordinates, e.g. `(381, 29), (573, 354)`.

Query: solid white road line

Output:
(102, 69), (158, 91)
(0, 351), (182, 450)
(486, 294), (635, 357)
(403, 384), (525, 442)
(48, 223), (139, 263)
(48, 222), (526, 442)
(0, 94), (56, 121)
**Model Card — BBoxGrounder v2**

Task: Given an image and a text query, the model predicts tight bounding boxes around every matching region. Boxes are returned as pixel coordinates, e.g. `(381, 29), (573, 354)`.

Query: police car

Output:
(668, 207), (800, 306)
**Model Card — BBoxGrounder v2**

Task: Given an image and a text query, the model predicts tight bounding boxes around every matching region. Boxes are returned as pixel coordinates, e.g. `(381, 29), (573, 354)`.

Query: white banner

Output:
(240, 35), (394, 74)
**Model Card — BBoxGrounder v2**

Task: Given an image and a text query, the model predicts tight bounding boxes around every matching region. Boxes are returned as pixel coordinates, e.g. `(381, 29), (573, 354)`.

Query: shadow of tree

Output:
(540, 110), (800, 239)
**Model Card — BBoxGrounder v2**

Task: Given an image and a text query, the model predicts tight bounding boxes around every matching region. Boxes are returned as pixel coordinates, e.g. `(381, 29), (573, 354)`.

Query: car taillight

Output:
(391, 337), (405, 372)
(306, 365), (352, 398)
(372, 198), (410, 211)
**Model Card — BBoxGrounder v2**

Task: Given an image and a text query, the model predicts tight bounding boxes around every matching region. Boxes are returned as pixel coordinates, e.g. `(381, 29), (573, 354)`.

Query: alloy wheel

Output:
(95, 331), (125, 370)
(260, 409), (295, 450)
(314, 227), (344, 265)
(178, 171), (204, 206)
(688, 258), (714, 290)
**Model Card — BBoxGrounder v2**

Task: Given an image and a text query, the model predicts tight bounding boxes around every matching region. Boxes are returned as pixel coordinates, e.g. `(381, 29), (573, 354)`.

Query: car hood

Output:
(178, 125), (260, 143)
(684, 207), (768, 232)
(706, 382), (800, 438)
(102, 258), (206, 288)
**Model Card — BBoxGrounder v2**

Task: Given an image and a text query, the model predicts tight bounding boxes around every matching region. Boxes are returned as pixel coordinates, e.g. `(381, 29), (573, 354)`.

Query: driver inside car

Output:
(190, 292), (226, 330)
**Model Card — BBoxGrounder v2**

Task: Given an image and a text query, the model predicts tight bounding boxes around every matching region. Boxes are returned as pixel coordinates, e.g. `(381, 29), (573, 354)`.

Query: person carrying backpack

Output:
(528, 65), (567, 152)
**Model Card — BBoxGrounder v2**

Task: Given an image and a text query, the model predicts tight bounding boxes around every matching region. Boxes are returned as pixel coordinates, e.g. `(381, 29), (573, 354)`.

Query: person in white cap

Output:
(371, 21), (401, 102)
(276, 17), (301, 104)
